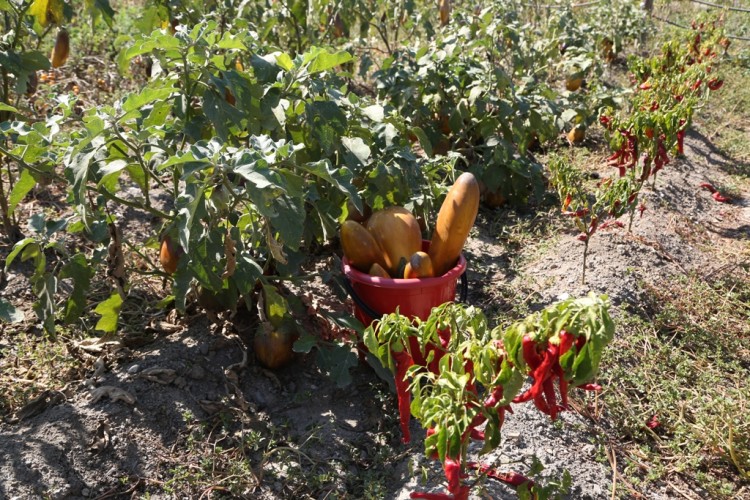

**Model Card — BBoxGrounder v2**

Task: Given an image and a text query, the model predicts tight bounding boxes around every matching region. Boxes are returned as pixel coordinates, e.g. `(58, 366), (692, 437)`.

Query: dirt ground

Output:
(0, 130), (748, 500)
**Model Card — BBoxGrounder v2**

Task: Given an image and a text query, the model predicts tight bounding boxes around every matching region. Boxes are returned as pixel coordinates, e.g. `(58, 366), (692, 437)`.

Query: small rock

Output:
(81, 488), (91, 497)
(199, 344), (210, 356)
(127, 364), (140, 375)
(174, 376), (187, 389)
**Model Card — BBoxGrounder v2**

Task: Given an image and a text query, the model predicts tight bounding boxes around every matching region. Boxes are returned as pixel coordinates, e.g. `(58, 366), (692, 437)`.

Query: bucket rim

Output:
(342, 244), (466, 287)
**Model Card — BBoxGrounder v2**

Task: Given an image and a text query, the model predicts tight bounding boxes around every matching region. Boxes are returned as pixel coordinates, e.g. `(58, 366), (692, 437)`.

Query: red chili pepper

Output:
(576, 336), (586, 351)
(606, 150), (622, 164)
(707, 78), (723, 91)
(650, 101), (659, 111)
(712, 192), (730, 203)
(543, 377), (559, 420)
(700, 182), (717, 193)
(691, 79), (702, 92)
(558, 330), (574, 356)
(638, 82), (652, 90)
(640, 158), (652, 182)
(675, 94), (684, 102)
(646, 414), (660, 430)
(410, 491), (453, 499)
(425, 428), (439, 460)
(552, 359), (570, 409)
(467, 462), (535, 489)
(392, 350), (414, 444)
(532, 391), (551, 414)
(444, 456), (469, 500)
(522, 335), (543, 370)
(563, 193), (572, 210)
(576, 383), (602, 391)
(561, 208), (589, 218)
(515, 337), (551, 404)
(462, 411), (488, 443)
(639, 203), (647, 217)
(577, 233), (588, 242)
(484, 385), (505, 409)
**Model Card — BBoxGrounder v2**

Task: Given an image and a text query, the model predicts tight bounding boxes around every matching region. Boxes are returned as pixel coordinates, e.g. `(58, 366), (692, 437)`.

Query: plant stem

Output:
(582, 240), (589, 285)
(628, 206), (636, 232)
(0, 157), (15, 238)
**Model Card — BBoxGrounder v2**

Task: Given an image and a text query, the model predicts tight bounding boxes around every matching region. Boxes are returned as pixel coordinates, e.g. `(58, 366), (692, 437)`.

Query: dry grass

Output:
(600, 270), (750, 498)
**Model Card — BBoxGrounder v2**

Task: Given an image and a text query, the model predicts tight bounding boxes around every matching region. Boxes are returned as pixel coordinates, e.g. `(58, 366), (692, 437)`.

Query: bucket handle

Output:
(343, 272), (469, 321)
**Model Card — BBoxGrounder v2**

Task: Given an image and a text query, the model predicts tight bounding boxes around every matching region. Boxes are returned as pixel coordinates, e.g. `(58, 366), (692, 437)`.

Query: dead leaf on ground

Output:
(199, 399), (228, 415)
(138, 367), (177, 385)
(90, 386), (136, 405)
(91, 356), (107, 379)
(89, 420), (111, 453)
(12, 390), (67, 422)
(74, 338), (124, 355)
(146, 320), (182, 334)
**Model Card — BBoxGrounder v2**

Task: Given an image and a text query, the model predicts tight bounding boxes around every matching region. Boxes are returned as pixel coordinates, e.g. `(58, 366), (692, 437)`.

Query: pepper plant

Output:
(364, 294), (614, 499)
(599, 16), (729, 220)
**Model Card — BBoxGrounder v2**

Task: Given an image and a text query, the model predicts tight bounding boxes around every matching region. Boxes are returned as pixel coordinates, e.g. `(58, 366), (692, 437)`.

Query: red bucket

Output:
(343, 240), (467, 442)
(342, 240), (467, 328)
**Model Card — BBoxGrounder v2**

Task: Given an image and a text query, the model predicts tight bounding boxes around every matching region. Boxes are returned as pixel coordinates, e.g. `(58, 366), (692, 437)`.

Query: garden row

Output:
(0, 2), (737, 497)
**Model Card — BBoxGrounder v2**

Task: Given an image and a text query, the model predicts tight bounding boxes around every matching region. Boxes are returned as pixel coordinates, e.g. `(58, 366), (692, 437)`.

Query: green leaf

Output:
(20, 50), (52, 71)
(305, 48), (353, 74)
(29, 0), (64, 26)
(306, 101), (347, 156)
(292, 333), (317, 354)
(300, 159), (362, 213)
(59, 254), (94, 324)
(411, 126), (433, 157)
(273, 52), (294, 71)
(157, 151), (210, 171)
(202, 88), (244, 140)
(365, 352), (396, 393)
(362, 105), (384, 122)
(32, 273), (57, 336)
(84, 0), (116, 26)
(324, 311), (364, 337)
(341, 136), (371, 166)
(121, 86), (177, 115)
(5, 238), (37, 269)
(8, 169), (36, 217)
(0, 299), (23, 323)
(94, 292), (123, 333)
(262, 285), (288, 328)
(0, 103), (18, 113)
(561, 109), (579, 123)
(216, 33), (246, 50)
(315, 343), (357, 388)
